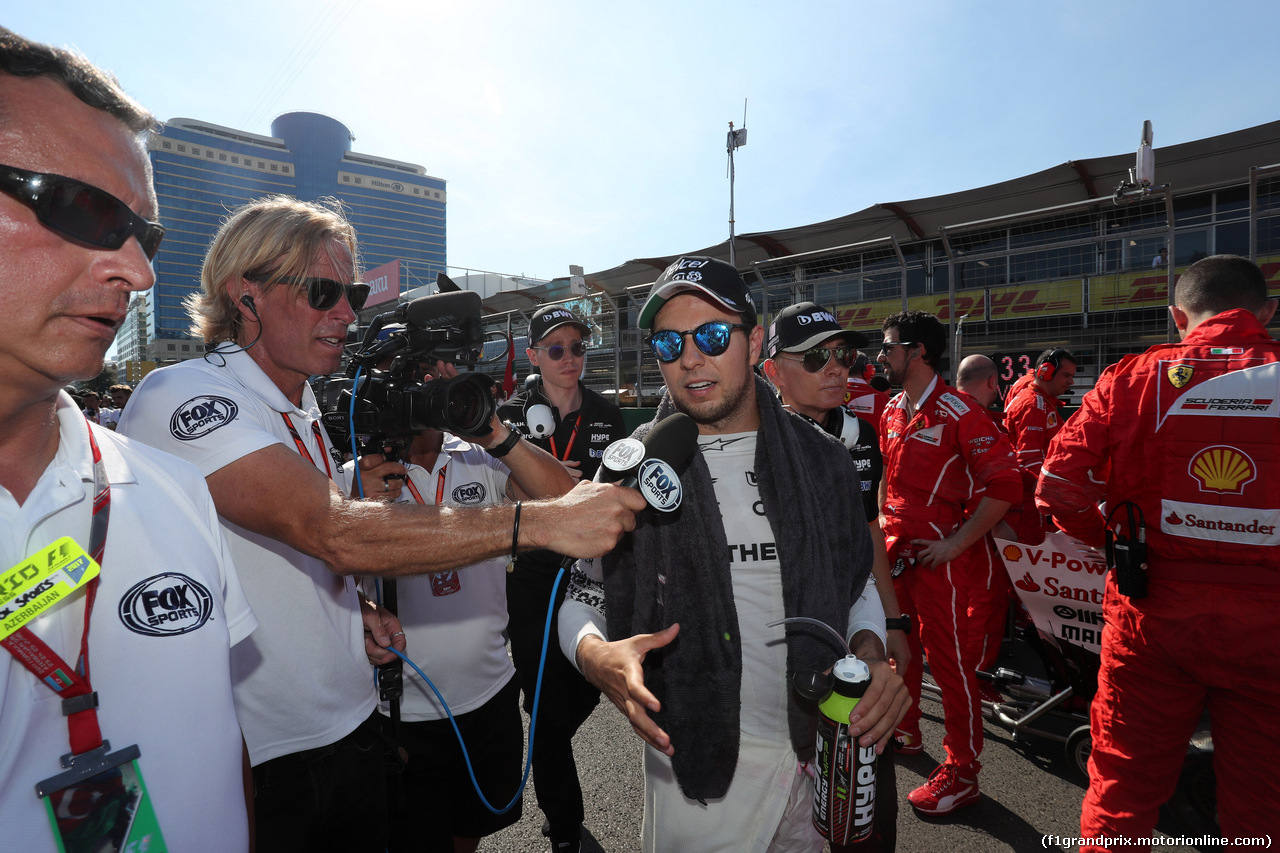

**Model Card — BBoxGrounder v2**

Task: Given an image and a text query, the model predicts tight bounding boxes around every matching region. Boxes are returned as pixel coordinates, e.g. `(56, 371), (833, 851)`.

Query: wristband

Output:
(509, 501), (523, 566)
(885, 614), (913, 635)
(487, 429), (521, 458)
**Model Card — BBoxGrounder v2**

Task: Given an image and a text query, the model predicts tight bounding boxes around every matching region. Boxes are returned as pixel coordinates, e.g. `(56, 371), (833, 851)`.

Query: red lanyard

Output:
(1, 419), (111, 756)
(548, 414), (582, 462)
(403, 464), (447, 506)
(281, 412), (333, 480)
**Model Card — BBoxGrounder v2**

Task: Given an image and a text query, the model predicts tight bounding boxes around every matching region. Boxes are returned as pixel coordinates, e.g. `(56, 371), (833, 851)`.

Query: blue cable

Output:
(387, 568), (564, 814)
(344, 360), (561, 814)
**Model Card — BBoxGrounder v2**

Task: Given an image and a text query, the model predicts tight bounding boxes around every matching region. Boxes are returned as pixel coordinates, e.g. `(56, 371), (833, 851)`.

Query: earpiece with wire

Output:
(204, 291), (263, 364)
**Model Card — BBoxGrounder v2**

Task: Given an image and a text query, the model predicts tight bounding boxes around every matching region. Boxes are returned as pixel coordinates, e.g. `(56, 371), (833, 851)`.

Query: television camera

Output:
(314, 290), (502, 454)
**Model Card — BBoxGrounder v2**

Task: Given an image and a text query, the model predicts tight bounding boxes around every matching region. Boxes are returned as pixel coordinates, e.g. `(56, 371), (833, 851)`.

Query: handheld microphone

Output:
(555, 413), (700, 574)
(600, 412), (698, 511)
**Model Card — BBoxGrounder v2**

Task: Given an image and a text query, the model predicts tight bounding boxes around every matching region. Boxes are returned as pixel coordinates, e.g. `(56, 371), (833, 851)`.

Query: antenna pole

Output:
(728, 121), (737, 266)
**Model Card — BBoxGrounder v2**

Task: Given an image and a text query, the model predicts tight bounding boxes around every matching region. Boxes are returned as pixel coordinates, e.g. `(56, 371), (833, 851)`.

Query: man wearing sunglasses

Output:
(0, 29), (255, 853)
(120, 197), (646, 851)
(762, 303), (911, 678)
(561, 257), (909, 853)
(876, 311), (1021, 817)
(496, 305), (626, 853)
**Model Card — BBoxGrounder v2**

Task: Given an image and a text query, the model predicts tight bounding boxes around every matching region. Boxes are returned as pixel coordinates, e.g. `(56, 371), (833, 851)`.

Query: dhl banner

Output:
(993, 531), (1107, 655)
(831, 256), (1280, 335)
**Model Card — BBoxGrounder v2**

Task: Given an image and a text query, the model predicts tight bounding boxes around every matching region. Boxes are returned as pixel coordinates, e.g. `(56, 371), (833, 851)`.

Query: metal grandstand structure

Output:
(470, 121), (1280, 408)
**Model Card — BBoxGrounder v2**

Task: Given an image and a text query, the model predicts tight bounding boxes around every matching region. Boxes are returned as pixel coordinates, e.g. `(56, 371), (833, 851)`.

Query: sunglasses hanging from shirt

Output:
(0, 163), (165, 259)
(648, 321), (751, 363)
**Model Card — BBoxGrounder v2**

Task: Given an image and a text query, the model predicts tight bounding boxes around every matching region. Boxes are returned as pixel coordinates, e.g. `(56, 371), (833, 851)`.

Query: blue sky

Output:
(7, 1), (1277, 281)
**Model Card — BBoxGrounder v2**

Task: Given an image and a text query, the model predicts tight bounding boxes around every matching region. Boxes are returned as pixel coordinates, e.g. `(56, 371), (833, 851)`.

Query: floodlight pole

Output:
(727, 119), (747, 267)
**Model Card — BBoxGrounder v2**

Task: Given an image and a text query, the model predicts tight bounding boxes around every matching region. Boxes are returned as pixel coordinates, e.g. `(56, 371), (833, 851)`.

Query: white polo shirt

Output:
(120, 345), (376, 765)
(0, 395), (256, 852)
(354, 435), (514, 721)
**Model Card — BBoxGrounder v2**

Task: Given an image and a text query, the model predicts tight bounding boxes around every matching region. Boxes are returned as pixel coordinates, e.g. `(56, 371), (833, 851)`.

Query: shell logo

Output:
(1188, 445), (1256, 494)
(1001, 544), (1023, 561)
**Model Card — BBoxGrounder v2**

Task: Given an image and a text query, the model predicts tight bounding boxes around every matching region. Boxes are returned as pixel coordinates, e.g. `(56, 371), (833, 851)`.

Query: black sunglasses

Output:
(0, 163), (165, 260)
(648, 321), (750, 363)
(248, 275), (371, 312)
(879, 340), (917, 355)
(531, 340), (588, 361)
(777, 345), (858, 373)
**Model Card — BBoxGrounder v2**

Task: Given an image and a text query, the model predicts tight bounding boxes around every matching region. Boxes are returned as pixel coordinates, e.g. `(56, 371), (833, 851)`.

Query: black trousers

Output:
(506, 564), (601, 840)
(251, 712), (388, 853)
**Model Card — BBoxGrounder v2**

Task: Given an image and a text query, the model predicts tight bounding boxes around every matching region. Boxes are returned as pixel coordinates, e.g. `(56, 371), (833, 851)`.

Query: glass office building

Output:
(126, 112), (446, 365)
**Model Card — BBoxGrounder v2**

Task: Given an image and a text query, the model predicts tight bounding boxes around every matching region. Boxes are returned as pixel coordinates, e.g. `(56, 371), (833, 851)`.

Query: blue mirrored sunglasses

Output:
(648, 321), (750, 363)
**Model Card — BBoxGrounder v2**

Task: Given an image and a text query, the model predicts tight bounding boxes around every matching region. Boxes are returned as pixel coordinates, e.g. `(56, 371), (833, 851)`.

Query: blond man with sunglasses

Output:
(120, 198), (645, 851)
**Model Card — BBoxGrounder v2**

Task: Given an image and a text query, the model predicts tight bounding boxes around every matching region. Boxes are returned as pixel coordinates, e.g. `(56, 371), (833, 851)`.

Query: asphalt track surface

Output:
(482, 664), (1217, 852)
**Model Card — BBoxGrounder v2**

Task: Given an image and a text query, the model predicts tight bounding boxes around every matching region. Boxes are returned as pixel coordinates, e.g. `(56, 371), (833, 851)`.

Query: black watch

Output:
(486, 430), (522, 458)
(885, 614), (913, 635)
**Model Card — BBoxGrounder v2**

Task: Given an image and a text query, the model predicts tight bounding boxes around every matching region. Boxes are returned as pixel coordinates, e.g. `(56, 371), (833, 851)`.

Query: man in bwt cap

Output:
(762, 302), (911, 677)
(497, 305), (627, 853)
(560, 257), (909, 853)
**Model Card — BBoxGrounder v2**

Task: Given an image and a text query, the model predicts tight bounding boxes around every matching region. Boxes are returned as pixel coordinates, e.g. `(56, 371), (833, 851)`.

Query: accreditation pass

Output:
(0, 537), (100, 641)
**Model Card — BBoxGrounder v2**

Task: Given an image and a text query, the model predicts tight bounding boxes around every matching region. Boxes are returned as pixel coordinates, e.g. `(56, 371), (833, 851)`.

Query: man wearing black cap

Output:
(762, 302), (911, 678)
(560, 259), (908, 852)
(497, 305), (627, 853)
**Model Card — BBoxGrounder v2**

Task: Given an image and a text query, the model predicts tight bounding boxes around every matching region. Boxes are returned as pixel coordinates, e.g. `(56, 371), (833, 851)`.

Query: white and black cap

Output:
(767, 301), (868, 359)
(638, 256), (756, 330)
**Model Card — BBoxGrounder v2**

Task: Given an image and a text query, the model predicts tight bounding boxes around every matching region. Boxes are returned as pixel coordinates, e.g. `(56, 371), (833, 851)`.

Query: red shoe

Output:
(908, 763), (980, 815)
(893, 728), (924, 756)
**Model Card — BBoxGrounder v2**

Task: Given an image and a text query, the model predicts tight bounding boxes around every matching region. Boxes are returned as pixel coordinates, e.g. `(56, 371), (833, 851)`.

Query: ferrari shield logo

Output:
(1167, 364), (1194, 388)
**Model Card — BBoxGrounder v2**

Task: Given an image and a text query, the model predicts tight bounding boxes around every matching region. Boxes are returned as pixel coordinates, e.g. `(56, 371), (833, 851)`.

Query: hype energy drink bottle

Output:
(813, 655), (876, 848)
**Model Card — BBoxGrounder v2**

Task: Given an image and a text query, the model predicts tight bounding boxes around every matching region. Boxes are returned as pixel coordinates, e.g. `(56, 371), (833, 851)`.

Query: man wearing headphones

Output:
(761, 302), (910, 678)
(876, 311), (1021, 816)
(497, 306), (627, 853)
(1003, 348), (1076, 544)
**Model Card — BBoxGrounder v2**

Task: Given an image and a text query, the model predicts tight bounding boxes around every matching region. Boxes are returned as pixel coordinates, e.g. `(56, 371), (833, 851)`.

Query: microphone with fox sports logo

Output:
(554, 413), (699, 573)
(598, 412), (698, 512)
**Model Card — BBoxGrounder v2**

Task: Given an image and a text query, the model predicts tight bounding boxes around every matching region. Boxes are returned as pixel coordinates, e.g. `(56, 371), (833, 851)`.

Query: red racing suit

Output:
(1002, 380), (1065, 545)
(880, 376), (1021, 771)
(845, 375), (889, 428)
(1037, 309), (1280, 848)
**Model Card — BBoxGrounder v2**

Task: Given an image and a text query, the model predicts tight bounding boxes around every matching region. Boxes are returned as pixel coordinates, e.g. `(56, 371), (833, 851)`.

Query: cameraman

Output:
(352, 352), (573, 853)
(497, 306), (628, 853)
(119, 196), (645, 852)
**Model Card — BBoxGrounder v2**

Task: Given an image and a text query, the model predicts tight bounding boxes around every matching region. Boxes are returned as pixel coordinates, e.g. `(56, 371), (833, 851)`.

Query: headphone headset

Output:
(1035, 348), (1071, 383)
(523, 374), (556, 438)
(240, 294), (258, 315)
(862, 363), (876, 382)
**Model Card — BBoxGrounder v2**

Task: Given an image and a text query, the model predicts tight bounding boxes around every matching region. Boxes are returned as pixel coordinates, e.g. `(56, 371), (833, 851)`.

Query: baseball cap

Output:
(528, 306), (590, 343)
(637, 256), (756, 330)
(767, 301), (868, 359)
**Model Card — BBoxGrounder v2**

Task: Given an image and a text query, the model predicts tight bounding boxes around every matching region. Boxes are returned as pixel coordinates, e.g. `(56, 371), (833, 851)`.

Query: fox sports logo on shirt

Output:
(170, 396), (239, 441)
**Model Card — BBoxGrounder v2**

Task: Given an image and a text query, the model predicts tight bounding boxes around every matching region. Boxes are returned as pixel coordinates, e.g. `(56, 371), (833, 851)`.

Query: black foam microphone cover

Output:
(599, 413), (698, 488)
(397, 290), (481, 328)
(641, 412), (699, 472)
